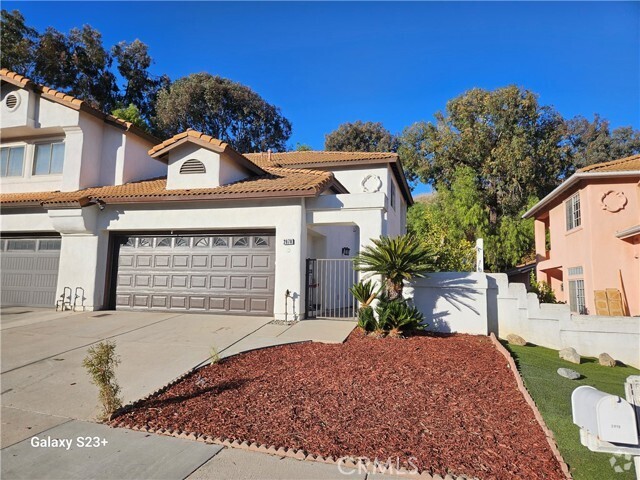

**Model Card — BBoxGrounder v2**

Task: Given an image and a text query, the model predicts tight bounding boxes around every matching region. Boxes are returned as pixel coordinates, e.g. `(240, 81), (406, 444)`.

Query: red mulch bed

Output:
(113, 330), (564, 479)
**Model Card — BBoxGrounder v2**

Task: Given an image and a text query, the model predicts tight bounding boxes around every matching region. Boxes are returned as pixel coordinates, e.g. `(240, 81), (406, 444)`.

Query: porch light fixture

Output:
(342, 247), (350, 256)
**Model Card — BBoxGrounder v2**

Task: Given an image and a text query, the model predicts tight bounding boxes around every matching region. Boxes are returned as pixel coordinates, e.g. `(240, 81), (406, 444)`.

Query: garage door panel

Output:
(153, 275), (170, 287)
(136, 255), (153, 267)
(211, 256), (228, 268)
(154, 255), (171, 267)
(115, 234), (274, 315)
(192, 255), (209, 268)
(190, 276), (207, 288)
(1, 236), (61, 307)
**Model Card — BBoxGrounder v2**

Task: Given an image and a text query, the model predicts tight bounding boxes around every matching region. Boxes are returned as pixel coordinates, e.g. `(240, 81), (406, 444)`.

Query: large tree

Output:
(111, 40), (169, 123)
(154, 73), (292, 152)
(1, 10), (37, 75)
(325, 121), (397, 152)
(565, 114), (640, 169)
(399, 86), (570, 220)
(1, 10), (164, 127)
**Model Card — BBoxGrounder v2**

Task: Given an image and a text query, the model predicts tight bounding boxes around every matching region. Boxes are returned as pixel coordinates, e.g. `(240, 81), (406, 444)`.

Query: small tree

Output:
(82, 340), (122, 421)
(354, 234), (434, 300)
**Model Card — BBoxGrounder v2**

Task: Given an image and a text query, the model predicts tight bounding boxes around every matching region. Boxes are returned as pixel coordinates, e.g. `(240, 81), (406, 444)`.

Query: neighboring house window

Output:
(390, 182), (396, 209)
(33, 142), (65, 175)
(568, 278), (586, 314)
(0, 145), (25, 177)
(565, 193), (581, 231)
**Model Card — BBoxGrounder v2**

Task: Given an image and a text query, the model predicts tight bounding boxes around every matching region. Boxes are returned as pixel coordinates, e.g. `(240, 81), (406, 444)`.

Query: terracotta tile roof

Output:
(245, 150), (414, 205)
(149, 129), (228, 156)
(244, 151), (398, 168)
(148, 130), (267, 176)
(0, 167), (341, 208)
(578, 154), (640, 173)
(0, 68), (160, 145)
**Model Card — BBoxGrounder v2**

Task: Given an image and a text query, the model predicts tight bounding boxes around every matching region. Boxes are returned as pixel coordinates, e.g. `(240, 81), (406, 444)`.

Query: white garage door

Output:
(1, 236), (61, 307)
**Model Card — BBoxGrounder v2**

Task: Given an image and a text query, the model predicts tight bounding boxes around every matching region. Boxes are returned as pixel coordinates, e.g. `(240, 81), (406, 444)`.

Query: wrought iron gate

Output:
(305, 258), (357, 319)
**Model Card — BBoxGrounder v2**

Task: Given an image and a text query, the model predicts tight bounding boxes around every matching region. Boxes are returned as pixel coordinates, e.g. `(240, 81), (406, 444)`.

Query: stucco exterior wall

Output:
(535, 178), (639, 315)
(408, 272), (640, 368)
(1, 83), (157, 194)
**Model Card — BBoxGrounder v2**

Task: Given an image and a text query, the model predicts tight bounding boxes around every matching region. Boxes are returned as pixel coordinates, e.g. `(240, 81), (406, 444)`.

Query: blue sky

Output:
(5, 2), (639, 194)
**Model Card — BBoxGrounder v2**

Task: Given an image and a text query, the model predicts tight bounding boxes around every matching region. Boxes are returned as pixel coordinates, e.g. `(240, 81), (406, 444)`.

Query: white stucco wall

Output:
(1, 82), (157, 193)
(408, 272), (640, 368)
(166, 143), (250, 190)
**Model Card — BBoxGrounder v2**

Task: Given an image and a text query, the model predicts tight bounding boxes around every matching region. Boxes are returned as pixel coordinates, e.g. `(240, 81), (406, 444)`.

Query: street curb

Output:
(489, 333), (573, 479)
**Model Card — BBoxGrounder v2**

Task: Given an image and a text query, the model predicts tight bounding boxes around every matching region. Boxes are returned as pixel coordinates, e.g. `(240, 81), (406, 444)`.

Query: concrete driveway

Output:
(1, 307), (354, 448)
(1, 307), (355, 479)
(1, 307), (275, 447)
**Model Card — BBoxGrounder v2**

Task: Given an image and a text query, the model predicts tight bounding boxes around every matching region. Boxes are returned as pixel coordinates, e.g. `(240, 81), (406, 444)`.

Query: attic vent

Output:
(5, 93), (19, 110)
(180, 159), (206, 174)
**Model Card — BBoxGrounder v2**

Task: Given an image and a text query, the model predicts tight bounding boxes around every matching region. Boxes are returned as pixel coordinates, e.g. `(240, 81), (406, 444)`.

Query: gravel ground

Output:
(114, 330), (565, 479)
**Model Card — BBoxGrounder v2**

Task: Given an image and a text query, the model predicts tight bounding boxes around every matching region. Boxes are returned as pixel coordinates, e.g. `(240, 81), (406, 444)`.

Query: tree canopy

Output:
(325, 121), (397, 152)
(154, 73), (292, 152)
(1, 9), (290, 149)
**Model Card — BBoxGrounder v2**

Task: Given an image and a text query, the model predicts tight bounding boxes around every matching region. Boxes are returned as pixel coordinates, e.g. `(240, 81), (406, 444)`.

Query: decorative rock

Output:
(599, 353), (616, 367)
(559, 347), (581, 364)
(506, 334), (526, 346)
(557, 367), (580, 380)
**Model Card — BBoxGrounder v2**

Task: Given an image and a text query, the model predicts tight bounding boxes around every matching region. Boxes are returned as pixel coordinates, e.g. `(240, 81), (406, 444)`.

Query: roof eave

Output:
(523, 171), (640, 219)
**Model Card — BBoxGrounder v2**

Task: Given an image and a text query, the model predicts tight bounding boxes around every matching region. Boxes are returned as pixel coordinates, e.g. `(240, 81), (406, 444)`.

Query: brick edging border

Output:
(489, 333), (572, 479)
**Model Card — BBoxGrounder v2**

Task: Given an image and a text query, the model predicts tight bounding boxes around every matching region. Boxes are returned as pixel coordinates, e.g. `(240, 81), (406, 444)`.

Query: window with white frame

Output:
(565, 193), (581, 231)
(0, 145), (25, 177)
(33, 142), (65, 175)
(568, 278), (586, 314)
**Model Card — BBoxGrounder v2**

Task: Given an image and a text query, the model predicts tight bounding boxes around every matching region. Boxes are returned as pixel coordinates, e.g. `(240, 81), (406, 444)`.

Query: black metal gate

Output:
(305, 258), (357, 319)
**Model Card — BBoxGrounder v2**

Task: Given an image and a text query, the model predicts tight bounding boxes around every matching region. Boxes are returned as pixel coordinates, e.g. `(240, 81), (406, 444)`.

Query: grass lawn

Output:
(506, 342), (639, 480)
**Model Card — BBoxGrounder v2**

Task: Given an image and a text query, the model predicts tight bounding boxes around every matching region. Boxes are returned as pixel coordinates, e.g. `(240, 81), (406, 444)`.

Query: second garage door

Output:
(114, 233), (275, 315)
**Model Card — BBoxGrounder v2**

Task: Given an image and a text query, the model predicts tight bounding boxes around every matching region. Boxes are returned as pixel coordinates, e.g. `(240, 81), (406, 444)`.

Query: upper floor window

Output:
(33, 142), (65, 175)
(565, 193), (581, 231)
(390, 182), (396, 209)
(0, 146), (25, 177)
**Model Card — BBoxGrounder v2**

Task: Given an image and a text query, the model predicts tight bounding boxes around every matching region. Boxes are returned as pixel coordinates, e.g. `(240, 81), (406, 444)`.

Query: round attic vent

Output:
(5, 93), (19, 110)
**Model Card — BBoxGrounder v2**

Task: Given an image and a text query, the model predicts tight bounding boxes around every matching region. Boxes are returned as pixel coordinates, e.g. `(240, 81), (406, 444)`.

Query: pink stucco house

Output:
(523, 155), (640, 316)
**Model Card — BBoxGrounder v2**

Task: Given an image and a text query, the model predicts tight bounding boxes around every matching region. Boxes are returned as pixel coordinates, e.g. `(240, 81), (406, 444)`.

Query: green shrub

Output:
(349, 279), (379, 307)
(82, 340), (122, 421)
(375, 295), (426, 338)
(530, 272), (559, 304)
(357, 305), (376, 332)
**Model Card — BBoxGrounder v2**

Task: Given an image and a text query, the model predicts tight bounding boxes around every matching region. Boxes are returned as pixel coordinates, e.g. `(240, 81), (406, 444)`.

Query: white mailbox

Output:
(572, 385), (639, 445)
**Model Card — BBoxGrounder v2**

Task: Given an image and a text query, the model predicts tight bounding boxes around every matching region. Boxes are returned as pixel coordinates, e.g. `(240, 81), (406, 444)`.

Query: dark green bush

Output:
(375, 295), (426, 338)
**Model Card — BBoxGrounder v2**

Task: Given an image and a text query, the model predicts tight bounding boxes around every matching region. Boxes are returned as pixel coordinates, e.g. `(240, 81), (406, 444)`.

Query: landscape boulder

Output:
(557, 368), (581, 380)
(506, 334), (526, 346)
(559, 347), (581, 364)
(598, 353), (616, 367)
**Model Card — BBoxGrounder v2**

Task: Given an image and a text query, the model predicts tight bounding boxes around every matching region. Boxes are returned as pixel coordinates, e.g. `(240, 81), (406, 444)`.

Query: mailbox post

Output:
(571, 376), (640, 479)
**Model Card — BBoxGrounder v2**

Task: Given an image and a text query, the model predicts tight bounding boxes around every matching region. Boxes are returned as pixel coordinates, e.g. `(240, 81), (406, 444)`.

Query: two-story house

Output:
(0, 69), (412, 321)
(523, 155), (640, 316)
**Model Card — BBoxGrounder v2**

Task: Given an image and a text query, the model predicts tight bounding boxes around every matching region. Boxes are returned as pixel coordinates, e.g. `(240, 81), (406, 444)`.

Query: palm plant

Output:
(354, 234), (434, 300)
(375, 295), (426, 338)
(349, 280), (380, 332)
